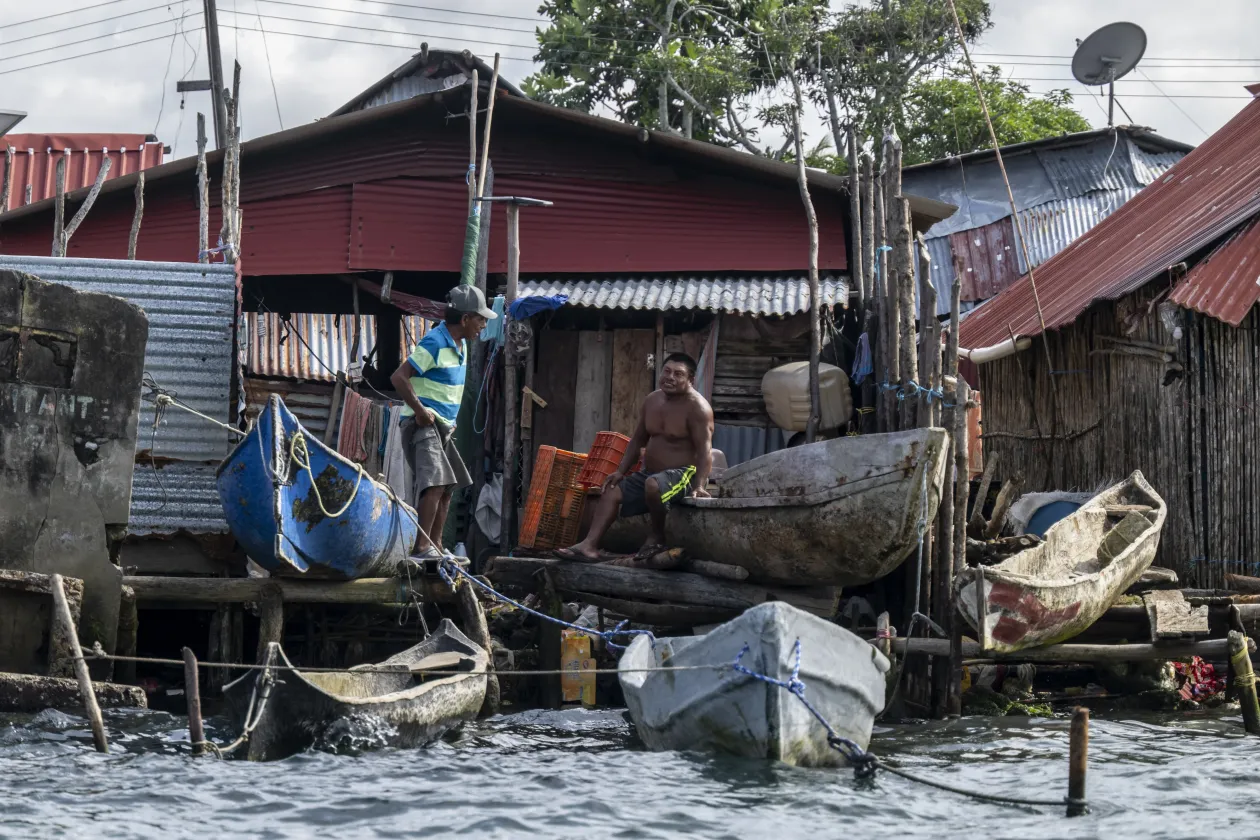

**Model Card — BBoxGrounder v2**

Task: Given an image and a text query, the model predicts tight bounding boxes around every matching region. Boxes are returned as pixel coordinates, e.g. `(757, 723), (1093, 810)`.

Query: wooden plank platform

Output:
(123, 575), (456, 605)
(1143, 590), (1210, 642)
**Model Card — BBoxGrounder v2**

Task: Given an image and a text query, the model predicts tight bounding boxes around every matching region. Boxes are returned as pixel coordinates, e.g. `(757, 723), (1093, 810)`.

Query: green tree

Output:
(525, 0), (997, 163)
(897, 66), (1091, 165)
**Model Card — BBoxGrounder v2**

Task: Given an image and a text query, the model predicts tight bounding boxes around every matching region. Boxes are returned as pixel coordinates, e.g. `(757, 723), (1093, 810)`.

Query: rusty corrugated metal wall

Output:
(1, 134), (164, 212)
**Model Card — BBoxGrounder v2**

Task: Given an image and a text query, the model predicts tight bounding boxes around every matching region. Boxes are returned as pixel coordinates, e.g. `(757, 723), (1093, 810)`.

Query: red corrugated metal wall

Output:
(350, 174), (846, 273)
(1, 103), (846, 275)
(1, 134), (164, 212)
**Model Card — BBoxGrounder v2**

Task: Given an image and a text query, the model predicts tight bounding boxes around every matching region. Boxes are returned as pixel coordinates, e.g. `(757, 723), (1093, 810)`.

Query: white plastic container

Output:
(761, 361), (853, 432)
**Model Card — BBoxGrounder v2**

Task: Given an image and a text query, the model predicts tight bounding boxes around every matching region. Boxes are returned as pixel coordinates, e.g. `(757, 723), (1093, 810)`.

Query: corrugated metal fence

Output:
(0, 256), (237, 535)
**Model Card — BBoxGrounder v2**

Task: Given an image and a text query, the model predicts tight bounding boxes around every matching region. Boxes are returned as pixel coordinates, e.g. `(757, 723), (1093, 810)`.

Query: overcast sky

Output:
(1, 0), (1257, 161)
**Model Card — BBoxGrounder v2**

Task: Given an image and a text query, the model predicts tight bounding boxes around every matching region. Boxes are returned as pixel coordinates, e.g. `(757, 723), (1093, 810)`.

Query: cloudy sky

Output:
(1, 0), (1256, 160)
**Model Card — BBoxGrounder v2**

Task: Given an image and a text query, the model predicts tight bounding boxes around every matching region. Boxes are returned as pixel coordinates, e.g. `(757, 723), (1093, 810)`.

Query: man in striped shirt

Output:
(391, 285), (496, 560)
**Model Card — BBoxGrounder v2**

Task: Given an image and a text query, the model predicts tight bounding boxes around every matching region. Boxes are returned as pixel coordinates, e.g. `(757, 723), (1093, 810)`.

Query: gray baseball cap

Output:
(447, 285), (497, 319)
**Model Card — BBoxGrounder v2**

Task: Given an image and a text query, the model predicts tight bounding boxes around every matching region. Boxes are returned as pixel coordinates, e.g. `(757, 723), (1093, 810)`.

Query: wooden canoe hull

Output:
(955, 470), (1167, 653)
(223, 619), (487, 761)
(606, 428), (951, 586)
(620, 602), (889, 766)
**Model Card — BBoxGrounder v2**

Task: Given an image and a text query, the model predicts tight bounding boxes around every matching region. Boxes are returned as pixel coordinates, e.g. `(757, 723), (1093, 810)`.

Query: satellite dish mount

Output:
(1071, 22), (1147, 127)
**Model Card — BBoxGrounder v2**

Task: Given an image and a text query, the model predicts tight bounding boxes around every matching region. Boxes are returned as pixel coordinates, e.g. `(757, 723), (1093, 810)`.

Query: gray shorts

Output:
(619, 466), (696, 517)
(400, 417), (472, 497)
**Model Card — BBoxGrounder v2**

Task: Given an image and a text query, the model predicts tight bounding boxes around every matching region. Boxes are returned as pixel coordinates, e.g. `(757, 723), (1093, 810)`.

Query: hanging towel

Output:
(479, 295), (506, 346)
(475, 473), (504, 543)
(337, 390), (373, 462)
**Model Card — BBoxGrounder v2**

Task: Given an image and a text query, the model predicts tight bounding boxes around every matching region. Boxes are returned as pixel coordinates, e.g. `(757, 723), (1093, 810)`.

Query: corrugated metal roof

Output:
(1, 134), (164, 212)
(519, 275), (849, 316)
(0, 255), (237, 461)
(329, 48), (527, 117)
(1013, 188), (1143, 271)
(128, 462), (228, 536)
(243, 312), (429, 382)
(1169, 218), (1260, 326)
(1035, 139), (1137, 198)
(961, 93), (1260, 348)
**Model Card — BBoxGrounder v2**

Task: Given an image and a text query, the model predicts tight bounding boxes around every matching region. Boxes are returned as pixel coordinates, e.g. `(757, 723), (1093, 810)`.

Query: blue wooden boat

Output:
(216, 393), (419, 578)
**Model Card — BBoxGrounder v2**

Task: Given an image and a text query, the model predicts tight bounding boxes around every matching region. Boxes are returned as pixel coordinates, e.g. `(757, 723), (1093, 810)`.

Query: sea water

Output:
(0, 705), (1247, 839)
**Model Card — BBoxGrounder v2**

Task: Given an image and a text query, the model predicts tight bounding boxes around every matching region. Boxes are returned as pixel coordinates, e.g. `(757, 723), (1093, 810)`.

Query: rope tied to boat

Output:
(1232, 645), (1257, 689)
(288, 431), (364, 519)
(191, 662), (278, 758)
(735, 637), (1078, 809)
(437, 558), (654, 651)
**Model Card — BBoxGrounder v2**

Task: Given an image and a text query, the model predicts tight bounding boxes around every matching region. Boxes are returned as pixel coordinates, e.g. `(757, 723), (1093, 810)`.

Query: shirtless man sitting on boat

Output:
(556, 353), (714, 563)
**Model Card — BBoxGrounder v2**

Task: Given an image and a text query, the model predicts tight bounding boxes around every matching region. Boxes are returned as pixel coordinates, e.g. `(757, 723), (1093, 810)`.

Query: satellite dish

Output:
(1071, 22), (1147, 126)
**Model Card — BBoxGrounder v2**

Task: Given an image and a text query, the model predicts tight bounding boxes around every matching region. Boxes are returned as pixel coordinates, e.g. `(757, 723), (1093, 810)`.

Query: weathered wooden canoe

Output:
(607, 428), (950, 586)
(620, 602), (889, 766)
(955, 470), (1167, 653)
(223, 619), (487, 761)
(217, 393), (419, 579)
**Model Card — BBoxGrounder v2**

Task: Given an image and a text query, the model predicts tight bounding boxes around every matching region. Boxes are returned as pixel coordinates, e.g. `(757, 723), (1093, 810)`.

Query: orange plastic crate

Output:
(519, 446), (588, 550)
(576, 431), (631, 488)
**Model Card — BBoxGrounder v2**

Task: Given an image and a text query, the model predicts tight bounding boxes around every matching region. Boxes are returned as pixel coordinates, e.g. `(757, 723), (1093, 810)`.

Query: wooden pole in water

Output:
(455, 579), (500, 716)
(1067, 706), (1089, 817)
(51, 574), (108, 753)
(1229, 629), (1260, 735)
(256, 583), (285, 665)
(183, 647), (206, 756)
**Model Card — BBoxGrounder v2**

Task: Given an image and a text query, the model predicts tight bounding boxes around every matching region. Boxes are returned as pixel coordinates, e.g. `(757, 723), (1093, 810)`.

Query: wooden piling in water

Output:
(183, 647), (206, 756)
(51, 574), (108, 753)
(256, 583), (285, 665)
(455, 579), (500, 717)
(1067, 707), (1089, 817)
(1229, 629), (1260, 735)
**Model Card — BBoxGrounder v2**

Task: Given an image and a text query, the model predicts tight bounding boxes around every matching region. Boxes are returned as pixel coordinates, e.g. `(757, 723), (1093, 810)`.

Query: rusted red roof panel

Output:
(961, 91), (1260, 348)
(1, 133), (163, 211)
(1169, 218), (1260, 326)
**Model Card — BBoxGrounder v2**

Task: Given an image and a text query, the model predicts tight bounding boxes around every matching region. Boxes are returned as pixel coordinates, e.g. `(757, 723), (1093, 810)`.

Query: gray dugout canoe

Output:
(620, 602), (890, 766)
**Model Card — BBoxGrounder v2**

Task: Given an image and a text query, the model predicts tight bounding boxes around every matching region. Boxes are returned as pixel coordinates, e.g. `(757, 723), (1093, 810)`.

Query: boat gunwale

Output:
(967, 470), (1167, 592)
(227, 632), (489, 709)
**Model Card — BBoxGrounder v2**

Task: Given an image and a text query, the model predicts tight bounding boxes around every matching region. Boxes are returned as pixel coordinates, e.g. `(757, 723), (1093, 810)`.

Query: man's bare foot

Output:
(553, 545), (602, 562)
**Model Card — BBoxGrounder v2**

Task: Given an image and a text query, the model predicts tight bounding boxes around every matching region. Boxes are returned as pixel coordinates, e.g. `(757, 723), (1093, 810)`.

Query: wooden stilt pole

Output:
(455, 580), (500, 716)
(183, 647), (206, 756)
(1, 144), (13, 215)
(502, 203), (521, 546)
(1067, 707), (1089, 817)
(196, 114), (209, 263)
(1229, 629), (1260, 735)
(116, 585), (138, 685)
(256, 583), (285, 665)
(52, 155), (66, 257)
(51, 574), (108, 753)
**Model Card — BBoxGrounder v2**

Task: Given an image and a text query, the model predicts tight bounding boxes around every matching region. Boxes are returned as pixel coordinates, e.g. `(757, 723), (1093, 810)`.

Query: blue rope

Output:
(879, 380), (957, 409)
(731, 638), (876, 773)
(438, 558), (654, 651)
(471, 343), (499, 436)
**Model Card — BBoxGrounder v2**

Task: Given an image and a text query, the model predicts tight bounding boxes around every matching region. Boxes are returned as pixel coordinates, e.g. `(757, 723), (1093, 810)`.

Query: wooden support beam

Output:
(123, 575), (455, 604)
(1067, 707), (1089, 817)
(255, 583), (285, 664)
(485, 556), (836, 617)
(60, 156), (112, 251)
(183, 647), (205, 756)
(116, 585), (138, 685)
(1, 144), (12, 214)
(892, 636), (1247, 663)
(455, 579), (499, 716)
(196, 113), (209, 263)
(982, 476), (1022, 540)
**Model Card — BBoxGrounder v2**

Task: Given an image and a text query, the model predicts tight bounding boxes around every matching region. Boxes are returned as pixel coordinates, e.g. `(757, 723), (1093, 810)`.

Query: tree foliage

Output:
(896, 66), (1092, 165)
(524, 0), (1088, 169)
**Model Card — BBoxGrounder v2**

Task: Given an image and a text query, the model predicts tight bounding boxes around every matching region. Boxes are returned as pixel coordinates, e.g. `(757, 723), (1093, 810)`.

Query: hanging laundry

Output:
(479, 295), (506, 347)
(337, 389), (373, 463)
(382, 403), (413, 508)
